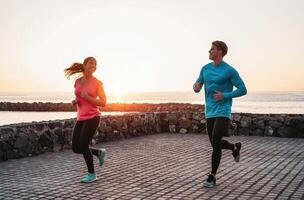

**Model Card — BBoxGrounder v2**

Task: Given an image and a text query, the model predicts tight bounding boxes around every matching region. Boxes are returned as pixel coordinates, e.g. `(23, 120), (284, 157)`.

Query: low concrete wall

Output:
(0, 112), (303, 161)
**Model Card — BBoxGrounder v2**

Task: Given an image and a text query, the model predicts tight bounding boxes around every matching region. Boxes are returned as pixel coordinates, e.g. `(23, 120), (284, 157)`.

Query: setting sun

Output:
(111, 84), (125, 102)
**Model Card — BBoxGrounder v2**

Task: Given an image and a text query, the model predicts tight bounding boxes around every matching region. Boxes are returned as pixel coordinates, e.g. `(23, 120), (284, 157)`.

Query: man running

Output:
(193, 41), (247, 188)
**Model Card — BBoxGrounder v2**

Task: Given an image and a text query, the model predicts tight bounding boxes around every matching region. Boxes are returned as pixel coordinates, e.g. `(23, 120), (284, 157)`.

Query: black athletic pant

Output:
(72, 116), (100, 174)
(206, 117), (235, 175)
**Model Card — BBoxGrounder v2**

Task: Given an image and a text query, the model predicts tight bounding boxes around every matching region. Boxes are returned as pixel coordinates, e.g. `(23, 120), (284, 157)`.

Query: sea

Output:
(0, 91), (303, 126)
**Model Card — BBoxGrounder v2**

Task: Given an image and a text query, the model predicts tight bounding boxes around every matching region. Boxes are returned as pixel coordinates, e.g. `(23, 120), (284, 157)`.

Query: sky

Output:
(0, 0), (303, 96)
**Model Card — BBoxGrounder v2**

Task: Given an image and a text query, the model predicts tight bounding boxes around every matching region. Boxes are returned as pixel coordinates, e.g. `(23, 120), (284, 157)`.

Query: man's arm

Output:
(223, 69), (247, 99)
(193, 67), (204, 93)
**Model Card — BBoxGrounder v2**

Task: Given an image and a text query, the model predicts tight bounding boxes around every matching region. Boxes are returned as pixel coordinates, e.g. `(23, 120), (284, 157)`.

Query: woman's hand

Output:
(81, 91), (89, 100)
(72, 99), (78, 106)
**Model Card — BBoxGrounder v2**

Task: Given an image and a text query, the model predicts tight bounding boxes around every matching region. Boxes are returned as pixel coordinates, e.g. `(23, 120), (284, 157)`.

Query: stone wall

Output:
(0, 112), (303, 162)
(232, 113), (304, 138)
(0, 102), (204, 112)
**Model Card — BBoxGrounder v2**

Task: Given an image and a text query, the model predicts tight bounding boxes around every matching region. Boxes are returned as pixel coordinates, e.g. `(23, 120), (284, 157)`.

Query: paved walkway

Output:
(1, 134), (304, 200)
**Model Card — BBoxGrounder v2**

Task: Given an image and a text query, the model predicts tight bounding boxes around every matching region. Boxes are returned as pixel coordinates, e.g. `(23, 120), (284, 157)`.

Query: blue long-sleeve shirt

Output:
(195, 61), (247, 119)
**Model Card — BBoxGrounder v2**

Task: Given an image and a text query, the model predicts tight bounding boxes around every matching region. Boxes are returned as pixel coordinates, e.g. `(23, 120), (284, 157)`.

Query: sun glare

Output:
(111, 85), (125, 102)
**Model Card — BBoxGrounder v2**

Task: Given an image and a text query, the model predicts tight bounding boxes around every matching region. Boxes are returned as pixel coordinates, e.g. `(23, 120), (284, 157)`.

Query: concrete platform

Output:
(1, 134), (304, 199)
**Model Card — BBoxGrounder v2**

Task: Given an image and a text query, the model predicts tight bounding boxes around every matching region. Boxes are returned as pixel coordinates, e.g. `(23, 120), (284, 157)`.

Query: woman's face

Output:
(84, 58), (97, 75)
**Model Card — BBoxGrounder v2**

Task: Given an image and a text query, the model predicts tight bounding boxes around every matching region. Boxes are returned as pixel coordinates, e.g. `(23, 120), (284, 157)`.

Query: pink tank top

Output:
(74, 77), (101, 121)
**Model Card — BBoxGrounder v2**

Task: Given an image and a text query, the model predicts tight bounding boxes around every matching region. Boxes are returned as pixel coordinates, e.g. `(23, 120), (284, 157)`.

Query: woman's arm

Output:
(96, 82), (106, 107)
(81, 82), (107, 107)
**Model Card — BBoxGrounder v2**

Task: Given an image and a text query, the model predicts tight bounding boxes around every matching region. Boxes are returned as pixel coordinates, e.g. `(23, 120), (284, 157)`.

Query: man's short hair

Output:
(212, 41), (228, 56)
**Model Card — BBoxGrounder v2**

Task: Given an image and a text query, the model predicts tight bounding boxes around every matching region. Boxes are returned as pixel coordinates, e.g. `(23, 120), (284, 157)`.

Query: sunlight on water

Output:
(0, 91), (303, 126)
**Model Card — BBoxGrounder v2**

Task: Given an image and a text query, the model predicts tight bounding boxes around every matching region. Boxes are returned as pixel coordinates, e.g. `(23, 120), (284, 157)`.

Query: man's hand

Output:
(193, 83), (202, 93)
(214, 91), (224, 101)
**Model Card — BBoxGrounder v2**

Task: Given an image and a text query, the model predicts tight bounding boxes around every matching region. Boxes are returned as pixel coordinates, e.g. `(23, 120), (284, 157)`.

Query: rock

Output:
(39, 130), (54, 150)
(0, 141), (12, 152)
(7, 150), (19, 159)
(277, 127), (298, 138)
(35, 123), (46, 132)
(18, 146), (32, 157)
(14, 133), (28, 148)
(192, 125), (199, 130)
(63, 120), (74, 129)
(178, 117), (192, 129)
(121, 121), (128, 132)
(168, 113), (178, 125)
(158, 113), (169, 132)
(232, 113), (242, 121)
(191, 125), (199, 133)
(252, 129), (264, 136)
(169, 125), (176, 133)
(0, 127), (16, 140)
(48, 121), (63, 130)
(295, 123), (304, 137)
(192, 112), (204, 121)
(0, 151), (8, 161)
(238, 128), (250, 136)
(105, 126), (113, 133)
(254, 120), (265, 129)
(290, 118), (304, 126)
(59, 128), (72, 149)
(53, 127), (62, 136)
(27, 129), (39, 143)
(264, 126), (274, 136)
(156, 123), (161, 133)
(179, 128), (187, 134)
(99, 121), (107, 133)
(240, 116), (252, 128)
(269, 120), (283, 129)
(111, 119), (123, 130)
(91, 139), (96, 146)
(200, 119), (206, 124)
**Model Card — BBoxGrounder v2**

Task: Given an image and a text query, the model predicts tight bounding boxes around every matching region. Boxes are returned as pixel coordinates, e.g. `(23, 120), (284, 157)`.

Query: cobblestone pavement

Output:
(1, 134), (304, 200)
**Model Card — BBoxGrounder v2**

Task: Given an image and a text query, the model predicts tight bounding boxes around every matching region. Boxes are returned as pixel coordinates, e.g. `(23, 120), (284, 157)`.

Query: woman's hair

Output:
(64, 57), (96, 79)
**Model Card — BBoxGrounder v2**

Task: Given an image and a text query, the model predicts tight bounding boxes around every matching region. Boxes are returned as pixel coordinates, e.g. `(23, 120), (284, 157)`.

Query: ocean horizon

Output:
(0, 91), (303, 126)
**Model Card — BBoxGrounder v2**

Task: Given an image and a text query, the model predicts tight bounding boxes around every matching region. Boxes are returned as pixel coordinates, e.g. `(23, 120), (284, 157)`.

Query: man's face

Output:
(209, 45), (221, 60)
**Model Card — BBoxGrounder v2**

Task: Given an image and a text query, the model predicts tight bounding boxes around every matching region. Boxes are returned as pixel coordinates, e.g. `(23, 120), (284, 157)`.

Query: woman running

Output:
(64, 56), (107, 183)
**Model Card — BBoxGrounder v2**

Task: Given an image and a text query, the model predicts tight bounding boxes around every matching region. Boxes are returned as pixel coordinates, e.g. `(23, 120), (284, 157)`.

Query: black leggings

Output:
(72, 116), (100, 174)
(206, 117), (235, 175)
